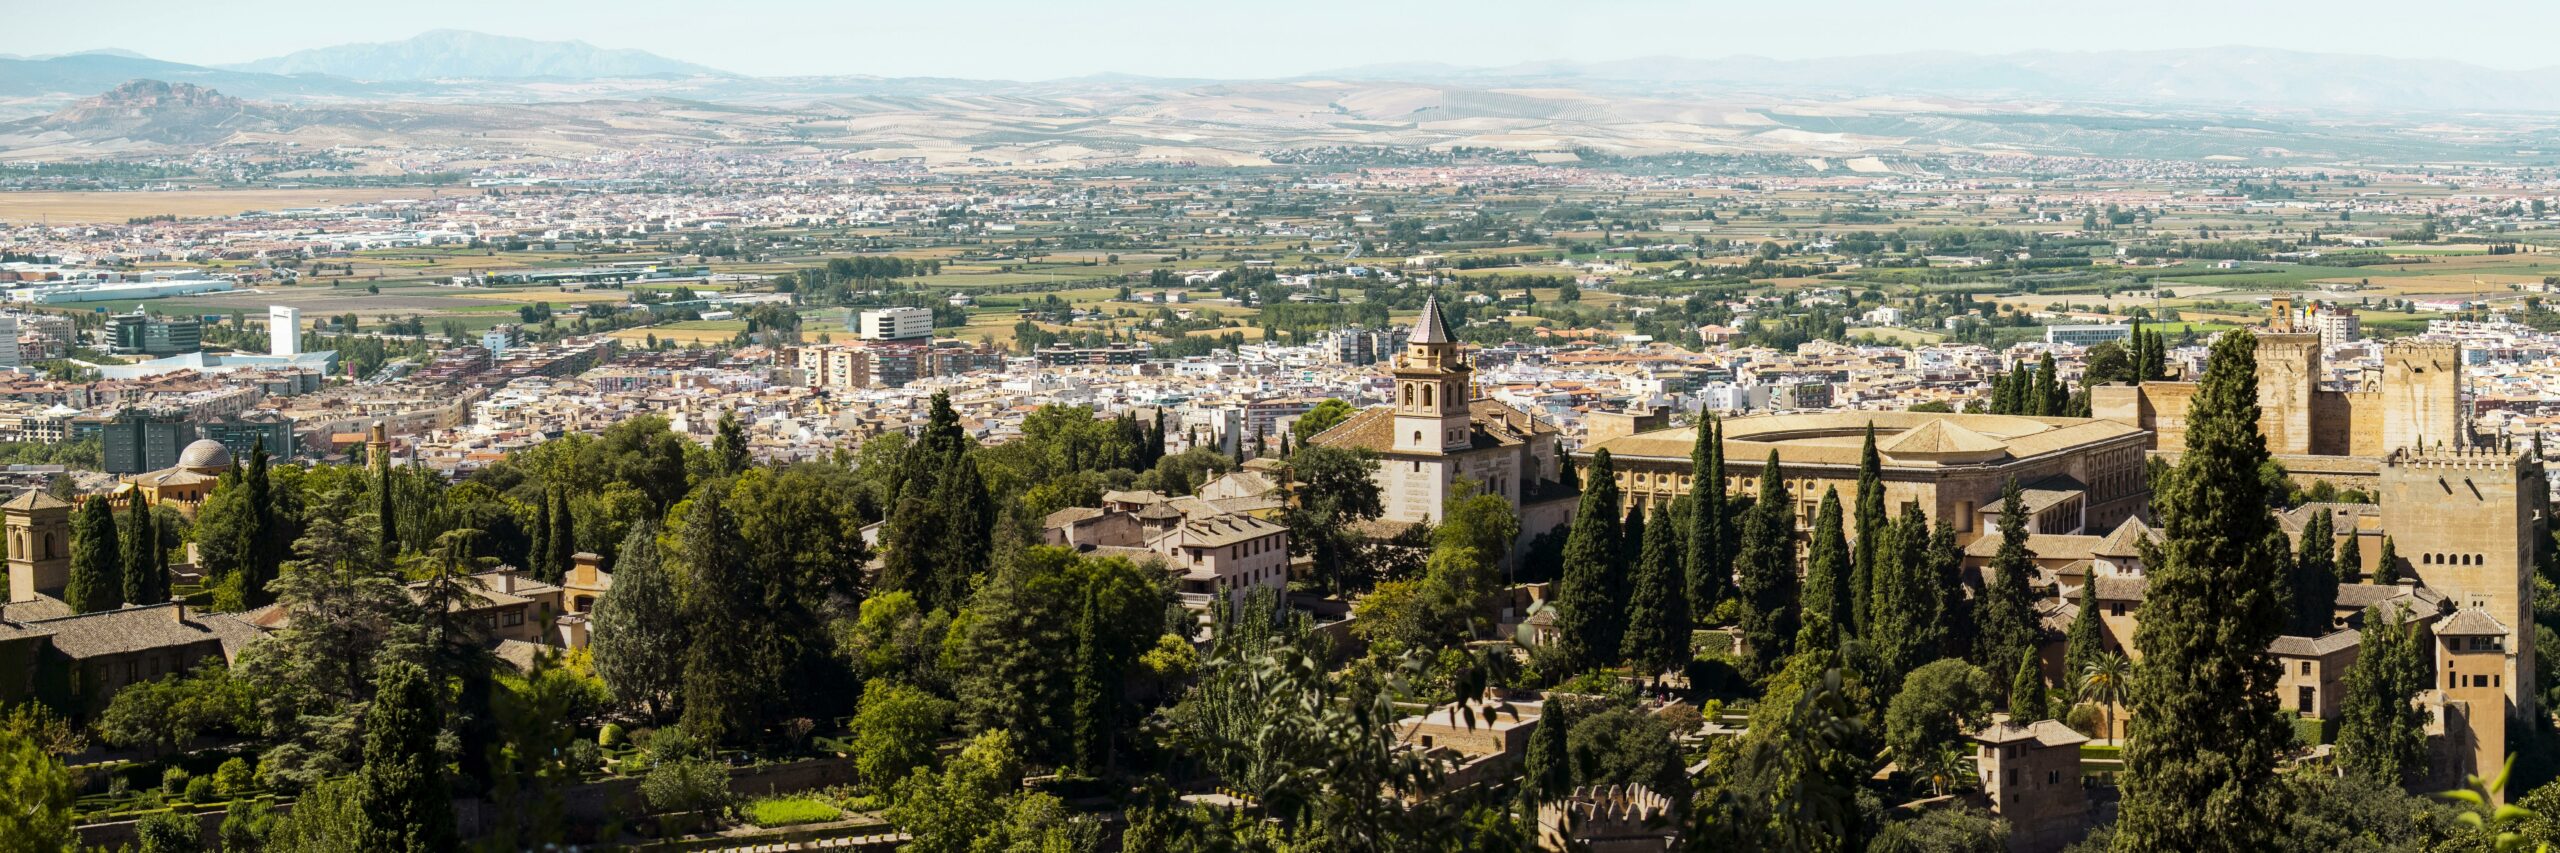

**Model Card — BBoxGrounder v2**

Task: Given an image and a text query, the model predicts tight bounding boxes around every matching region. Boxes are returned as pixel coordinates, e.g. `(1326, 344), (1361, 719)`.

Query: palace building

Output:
(1576, 410), (2152, 544)
(1308, 295), (1575, 553)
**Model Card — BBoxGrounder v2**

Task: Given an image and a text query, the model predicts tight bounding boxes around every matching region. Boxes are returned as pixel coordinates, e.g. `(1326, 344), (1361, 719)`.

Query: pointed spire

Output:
(1410, 294), (1451, 344)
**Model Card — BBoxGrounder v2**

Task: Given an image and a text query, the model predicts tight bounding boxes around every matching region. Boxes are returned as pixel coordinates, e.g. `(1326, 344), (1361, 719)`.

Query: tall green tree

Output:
(1869, 503), (1946, 679)
(543, 486), (574, 585)
(677, 485), (772, 744)
(1802, 487), (1852, 644)
(2008, 646), (2050, 721)
(121, 488), (164, 606)
(1734, 450), (1799, 676)
(1686, 414), (1728, 619)
(714, 409), (750, 476)
(2290, 510), (2339, 635)
(2063, 580), (2106, 679)
(1523, 700), (1572, 804)
(1851, 424), (1887, 636)
(1278, 444), (1386, 595)
(528, 486), (551, 580)
(2336, 529), (2362, 584)
(375, 452), (398, 568)
(65, 495), (121, 613)
(2115, 331), (2295, 853)
(357, 661), (456, 853)
(589, 520), (683, 721)
(2034, 351), (2064, 416)
(2334, 605), (2429, 788)
(1977, 479), (2039, 670)
(1623, 501), (1690, 674)
(242, 437), (280, 607)
(2375, 536), (2400, 585)
(1553, 449), (1626, 672)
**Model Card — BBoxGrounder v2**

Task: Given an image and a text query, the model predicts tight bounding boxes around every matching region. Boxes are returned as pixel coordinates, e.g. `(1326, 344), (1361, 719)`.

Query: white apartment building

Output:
(857, 307), (933, 342)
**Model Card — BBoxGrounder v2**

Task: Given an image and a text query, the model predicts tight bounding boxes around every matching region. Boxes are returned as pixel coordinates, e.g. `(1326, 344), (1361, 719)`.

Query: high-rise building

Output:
(94, 408), (197, 475)
(268, 305), (301, 357)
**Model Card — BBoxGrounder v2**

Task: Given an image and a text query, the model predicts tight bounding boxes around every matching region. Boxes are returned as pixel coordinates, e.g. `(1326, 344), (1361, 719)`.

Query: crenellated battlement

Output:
(2385, 444), (2524, 471)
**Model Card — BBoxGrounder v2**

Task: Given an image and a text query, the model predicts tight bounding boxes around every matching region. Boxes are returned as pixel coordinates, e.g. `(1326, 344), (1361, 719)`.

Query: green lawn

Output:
(745, 796), (842, 827)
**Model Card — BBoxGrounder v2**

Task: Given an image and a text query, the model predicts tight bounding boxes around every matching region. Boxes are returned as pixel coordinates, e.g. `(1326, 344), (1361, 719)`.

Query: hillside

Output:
(228, 30), (731, 81)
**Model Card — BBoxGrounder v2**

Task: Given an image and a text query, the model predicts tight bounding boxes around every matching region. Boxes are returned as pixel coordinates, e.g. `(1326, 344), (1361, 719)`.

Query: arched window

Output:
(1402, 385), (1413, 406)
(1413, 431), (1423, 445)
(1422, 385), (1434, 408)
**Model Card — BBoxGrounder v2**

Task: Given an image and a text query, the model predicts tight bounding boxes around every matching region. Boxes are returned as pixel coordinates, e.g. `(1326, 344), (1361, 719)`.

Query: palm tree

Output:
(1909, 743), (1975, 798)
(2077, 652), (2132, 743)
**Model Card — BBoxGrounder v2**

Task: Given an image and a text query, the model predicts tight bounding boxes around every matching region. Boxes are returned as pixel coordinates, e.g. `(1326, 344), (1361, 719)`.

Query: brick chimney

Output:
(495, 565), (518, 594)
(170, 596), (187, 625)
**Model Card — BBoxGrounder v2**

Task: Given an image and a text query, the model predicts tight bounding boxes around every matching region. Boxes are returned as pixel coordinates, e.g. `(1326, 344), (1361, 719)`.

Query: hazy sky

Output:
(11, 0), (2554, 79)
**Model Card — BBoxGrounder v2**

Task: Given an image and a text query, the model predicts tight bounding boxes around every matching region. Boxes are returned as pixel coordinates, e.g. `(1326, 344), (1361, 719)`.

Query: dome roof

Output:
(176, 439), (233, 470)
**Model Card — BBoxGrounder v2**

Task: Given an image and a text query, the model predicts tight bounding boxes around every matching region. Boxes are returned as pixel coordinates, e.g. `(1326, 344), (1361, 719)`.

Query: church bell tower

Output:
(1392, 295), (1473, 455)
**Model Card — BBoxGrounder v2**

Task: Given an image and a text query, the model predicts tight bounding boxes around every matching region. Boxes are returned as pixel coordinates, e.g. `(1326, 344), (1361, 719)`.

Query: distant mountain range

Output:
(4, 35), (2558, 113)
(1323, 47), (2560, 113)
(223, 29), (731, 81)
(8, 34), (2560, 166)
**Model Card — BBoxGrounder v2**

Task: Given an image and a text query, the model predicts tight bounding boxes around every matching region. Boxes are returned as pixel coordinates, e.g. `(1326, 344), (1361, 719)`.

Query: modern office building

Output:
(106, 312), (203, 357)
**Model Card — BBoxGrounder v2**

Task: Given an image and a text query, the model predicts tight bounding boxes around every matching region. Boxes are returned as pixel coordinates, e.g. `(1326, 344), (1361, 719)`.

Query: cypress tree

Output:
(2334, 605), (2429, 787)
(1623, 501), (1689, 675)
(2115, 330), (2294, 853)
(1928, 517), (1966, 662)
(2375, 536), (2400, 585)
(1802, 487), (1851, 641)
(1685, 415), (1727, 619)
(1978, 478), (2039, 669)
(1069, 587), (1110, 774)
(243, 438), (276, 606)
(1523, 700), (1572, 804)
(65, 496), (121, 614)
(121, 489), (160, 607)
(1870, 502), (1947, 678)
(926, 451), (995, 607)
(2008, 645), (2050, 722)
(1733, 451), (1798, 676)
(528, 489), (552, 578)
(376, 456), (398, 567)
(1851, 424), (1886, 635)
(2290, 510), (2338, 635)
(1620, 499), (1647, 576)
(2064, 579), (2105, 679)
(1554, 450), (1625, 672)
(357, 661), (456, 853)
(2336, 527), (2363, 584)
(2035, 351), (2063, 416)
(546, 487), (575, 585)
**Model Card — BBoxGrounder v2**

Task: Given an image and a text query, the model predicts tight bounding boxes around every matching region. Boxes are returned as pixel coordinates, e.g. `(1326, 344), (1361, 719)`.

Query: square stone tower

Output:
(2381, 446), (2539, 718)
(5, 489), (73, 603)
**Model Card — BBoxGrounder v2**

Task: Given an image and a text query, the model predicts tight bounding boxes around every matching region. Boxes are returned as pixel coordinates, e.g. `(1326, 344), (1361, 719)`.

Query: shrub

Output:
(135, 808), (201, 853)
(599, 722), (625, 747)
(184, 775), (216, 804)
(219, 799), (275, 852)
(567, 740), (604, 774)
(744, 796), (841, 827)
(212, 757), (254, 796)
(642, 757), (730, 824)
(160, 767), (191, 796)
